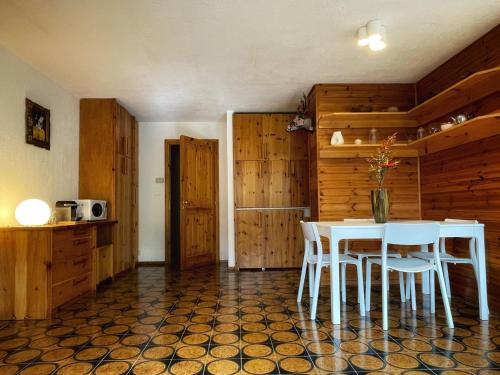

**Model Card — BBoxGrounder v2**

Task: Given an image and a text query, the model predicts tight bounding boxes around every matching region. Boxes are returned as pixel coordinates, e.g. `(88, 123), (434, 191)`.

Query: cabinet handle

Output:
(73, 239), (89, 246)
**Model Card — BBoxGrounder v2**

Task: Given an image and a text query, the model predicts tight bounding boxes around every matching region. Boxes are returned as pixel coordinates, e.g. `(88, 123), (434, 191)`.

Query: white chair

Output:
(407, 218), (482, 308)
(366, 223), (454, 331)
(297, 221), (365, 320)
(343, 218), (406, 304)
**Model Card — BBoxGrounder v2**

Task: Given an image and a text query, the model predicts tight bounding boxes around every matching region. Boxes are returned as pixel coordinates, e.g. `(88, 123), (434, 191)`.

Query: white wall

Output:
(0, 47), (79, 225)
(138, 122), (228, 262)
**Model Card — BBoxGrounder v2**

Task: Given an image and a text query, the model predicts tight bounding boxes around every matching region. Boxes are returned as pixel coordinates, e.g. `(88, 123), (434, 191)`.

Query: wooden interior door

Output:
(180, 135), (218, 270)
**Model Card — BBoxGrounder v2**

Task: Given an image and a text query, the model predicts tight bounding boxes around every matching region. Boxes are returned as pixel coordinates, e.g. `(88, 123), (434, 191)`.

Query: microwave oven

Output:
(76, 200), (107, 221)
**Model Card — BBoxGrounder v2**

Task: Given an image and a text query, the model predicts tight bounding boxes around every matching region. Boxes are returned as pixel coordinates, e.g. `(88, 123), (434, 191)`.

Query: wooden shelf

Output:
(408, 67), (500, 124)
(409, 113), (500, 156)
(320, 143), (418, 158)
(318, 112), (416, 128)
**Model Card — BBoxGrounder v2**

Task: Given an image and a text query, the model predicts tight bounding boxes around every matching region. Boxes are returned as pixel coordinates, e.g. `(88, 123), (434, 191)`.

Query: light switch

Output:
(155, 177), (164, 183)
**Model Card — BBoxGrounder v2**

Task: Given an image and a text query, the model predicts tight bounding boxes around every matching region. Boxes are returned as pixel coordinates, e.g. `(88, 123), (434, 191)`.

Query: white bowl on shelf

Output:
(441, 123), (453, 131)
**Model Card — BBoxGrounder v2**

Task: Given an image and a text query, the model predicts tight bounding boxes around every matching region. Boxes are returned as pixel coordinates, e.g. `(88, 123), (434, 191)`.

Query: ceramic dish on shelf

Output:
(441, 123), (453, 131)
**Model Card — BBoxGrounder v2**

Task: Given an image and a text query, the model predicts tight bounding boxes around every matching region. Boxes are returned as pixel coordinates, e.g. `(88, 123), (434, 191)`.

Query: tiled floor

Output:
(0, 265), (499, 374)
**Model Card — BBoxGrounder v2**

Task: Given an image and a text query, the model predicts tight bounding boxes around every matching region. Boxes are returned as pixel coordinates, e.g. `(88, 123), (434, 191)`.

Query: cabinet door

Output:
(233, 114), (264, 161)
(289, 160), (309, 207)
(236, 211), (265, 268)
(264, 210), (304, 268)
(234, 161), (266, 208)
(289, 130), (309, 161)
(263, 114), (291, 160)
(263, 161), (291, 207)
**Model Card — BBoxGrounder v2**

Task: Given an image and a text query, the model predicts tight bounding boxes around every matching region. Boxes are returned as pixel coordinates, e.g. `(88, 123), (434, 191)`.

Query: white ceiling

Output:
(0, 0), (499, 122)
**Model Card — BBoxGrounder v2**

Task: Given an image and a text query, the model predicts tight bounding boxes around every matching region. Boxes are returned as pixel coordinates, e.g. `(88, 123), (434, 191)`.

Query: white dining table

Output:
(314, 220), (488, 325)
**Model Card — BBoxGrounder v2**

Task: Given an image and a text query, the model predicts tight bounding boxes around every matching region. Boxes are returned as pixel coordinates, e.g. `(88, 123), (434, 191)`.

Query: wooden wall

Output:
(420, 134), (500, 311)
(416, 24), (500, 103)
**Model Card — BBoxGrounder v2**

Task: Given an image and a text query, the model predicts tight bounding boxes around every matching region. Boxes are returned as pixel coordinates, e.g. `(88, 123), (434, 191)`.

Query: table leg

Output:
(420, 244), (429, 294)
(475, 229), (489, 320)
(330, 235), (341, 325)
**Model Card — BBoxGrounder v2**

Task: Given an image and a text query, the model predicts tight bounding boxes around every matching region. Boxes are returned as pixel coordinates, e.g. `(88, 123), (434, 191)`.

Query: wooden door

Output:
(180, 136), (218, 269)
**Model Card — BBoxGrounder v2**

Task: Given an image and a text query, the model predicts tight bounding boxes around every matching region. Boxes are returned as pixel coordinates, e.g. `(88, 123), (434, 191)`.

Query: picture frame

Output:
(25, 98), (50, 150)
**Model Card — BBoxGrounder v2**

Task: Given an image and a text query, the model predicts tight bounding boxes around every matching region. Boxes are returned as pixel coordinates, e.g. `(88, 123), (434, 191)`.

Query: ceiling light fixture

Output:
(357, 20), (387, 51)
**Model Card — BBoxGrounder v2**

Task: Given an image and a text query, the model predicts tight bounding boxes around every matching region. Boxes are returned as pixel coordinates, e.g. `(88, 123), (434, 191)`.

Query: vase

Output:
(371, 189), (390, 223)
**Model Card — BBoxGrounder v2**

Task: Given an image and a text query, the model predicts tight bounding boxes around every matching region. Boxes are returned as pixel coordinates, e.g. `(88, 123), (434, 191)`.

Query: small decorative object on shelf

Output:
(287, 93), (313, 132)
(451, 113), (472, 125)
(354, 138), (363, 145)
(385, 106), (399, 112)
(429, 124), (440, 134)
(367, 133), (399, 223)
(417, 127), (425, 139)
(330, 131), (344, 145)
(368, 128), (378, 144)
(441, 122), (453, 131)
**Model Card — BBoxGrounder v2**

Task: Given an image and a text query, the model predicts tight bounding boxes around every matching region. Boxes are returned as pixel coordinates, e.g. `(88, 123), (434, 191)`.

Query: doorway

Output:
(164, 137), (219, 270)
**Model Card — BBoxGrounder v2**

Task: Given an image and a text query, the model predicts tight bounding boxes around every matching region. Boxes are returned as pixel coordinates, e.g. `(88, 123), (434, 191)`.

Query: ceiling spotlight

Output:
(357, 20), (387, 52)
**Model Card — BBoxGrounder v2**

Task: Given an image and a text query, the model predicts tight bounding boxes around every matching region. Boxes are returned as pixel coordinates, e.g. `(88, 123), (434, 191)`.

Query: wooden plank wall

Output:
(309, 84), (421, 284)
(416, 24), (500, 103)
(420, 134), (500, 311)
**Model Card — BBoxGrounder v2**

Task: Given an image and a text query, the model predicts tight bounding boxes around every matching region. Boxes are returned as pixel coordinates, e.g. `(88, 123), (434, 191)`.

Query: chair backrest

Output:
(342, 218), (374, 253)
(444, 218), (479, 224)
(300, 221), (323, 262)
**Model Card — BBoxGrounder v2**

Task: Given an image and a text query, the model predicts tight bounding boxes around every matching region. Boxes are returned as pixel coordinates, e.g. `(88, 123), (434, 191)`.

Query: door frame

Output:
(164, 139), (180, 265)
(164, 138), (219, 267)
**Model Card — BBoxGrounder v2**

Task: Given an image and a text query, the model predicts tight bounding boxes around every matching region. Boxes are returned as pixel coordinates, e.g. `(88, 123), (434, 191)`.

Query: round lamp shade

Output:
(15, 199), (51, 226)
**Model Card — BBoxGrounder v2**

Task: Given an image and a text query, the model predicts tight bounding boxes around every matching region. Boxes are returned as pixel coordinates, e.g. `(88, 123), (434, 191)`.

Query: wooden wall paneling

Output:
(234, 161), (266, 207)
(420, 134), (500, 311)
(233, 114), (264, 160)
(312, 84), (416, 113)
(0, 231), (16, 319)
(416, 25), (500, 103)
(235, 210), (265, 269)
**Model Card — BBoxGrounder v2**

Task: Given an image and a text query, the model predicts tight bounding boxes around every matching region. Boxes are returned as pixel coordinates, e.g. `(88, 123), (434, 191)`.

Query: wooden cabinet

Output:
(235, 210), (304, 269)
(79, 99), (138, 275)
(0, 223), (116, 320)
(234, 113), (309, 269)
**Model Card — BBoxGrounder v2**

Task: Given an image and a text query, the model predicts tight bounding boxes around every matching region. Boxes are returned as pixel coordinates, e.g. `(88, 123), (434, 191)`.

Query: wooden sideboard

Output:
(0, 221), (116, 320)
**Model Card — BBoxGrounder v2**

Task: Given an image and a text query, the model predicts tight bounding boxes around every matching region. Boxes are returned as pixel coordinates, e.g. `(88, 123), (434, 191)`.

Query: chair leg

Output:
(430, 269), (435, 314)
(310, 261), (322, 320)
(382, 265), (388, 331)
(410, 273), (417, 311)
(308, 263), (315, 300)
(435, 262), (454, 329)
(442, 262), (451, 299)
(356, 259), (365, 316)
(297, 256), (308, 302)
(406, 272), (411, 301)
(357, 255), (363, 303)
(341, 263), (347, 304)
(399, 272), (405, 302)
(365, 261), (372, 312)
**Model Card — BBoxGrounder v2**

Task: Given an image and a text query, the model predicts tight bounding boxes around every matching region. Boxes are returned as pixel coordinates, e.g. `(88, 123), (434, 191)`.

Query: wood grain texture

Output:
(420, 134), (500, 311)
(416, 24), (500, 103)
(80, 99), (138, 276)
(234, 113), (309, 268)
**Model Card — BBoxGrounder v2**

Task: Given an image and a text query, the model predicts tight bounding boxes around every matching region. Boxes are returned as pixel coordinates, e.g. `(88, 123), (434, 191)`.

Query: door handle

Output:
(183, 200), (190, 207)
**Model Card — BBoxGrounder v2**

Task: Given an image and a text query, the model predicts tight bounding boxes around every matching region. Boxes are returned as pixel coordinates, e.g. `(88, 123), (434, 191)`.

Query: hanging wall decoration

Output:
(287, 93), (313, 132)
(25, 98), (50, 150)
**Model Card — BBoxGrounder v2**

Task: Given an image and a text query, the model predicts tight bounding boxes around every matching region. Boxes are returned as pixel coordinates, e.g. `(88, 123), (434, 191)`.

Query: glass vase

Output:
(371, 189), (390, 223)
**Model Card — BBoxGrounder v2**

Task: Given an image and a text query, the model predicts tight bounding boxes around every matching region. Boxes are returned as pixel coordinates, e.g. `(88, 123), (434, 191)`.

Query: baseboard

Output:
(137, 261), (166, 267)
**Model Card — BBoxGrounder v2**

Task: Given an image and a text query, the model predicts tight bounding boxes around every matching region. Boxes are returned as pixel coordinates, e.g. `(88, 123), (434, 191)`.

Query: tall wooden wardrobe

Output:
(79, 99), (139, 275)
(234, 113), (309, 269)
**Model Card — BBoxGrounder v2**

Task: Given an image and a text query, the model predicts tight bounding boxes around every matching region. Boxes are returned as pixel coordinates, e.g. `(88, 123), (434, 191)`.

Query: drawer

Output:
(52, 273), (92, 308)
(52, 255), (92, 285)
(53, 235), (93, 262)
(53, 226), (92, 241)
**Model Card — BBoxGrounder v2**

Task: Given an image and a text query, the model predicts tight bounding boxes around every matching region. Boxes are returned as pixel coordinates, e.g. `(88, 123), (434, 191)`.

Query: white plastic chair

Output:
(407, 218), (481, 307)
(297, 221), (365, 320)
(365, 223), (454, 331)
(343, 218), (406, 303)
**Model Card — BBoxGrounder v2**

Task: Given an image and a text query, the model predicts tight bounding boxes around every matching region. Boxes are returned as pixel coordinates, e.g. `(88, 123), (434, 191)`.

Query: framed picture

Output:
(25, 98), (50, 150)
